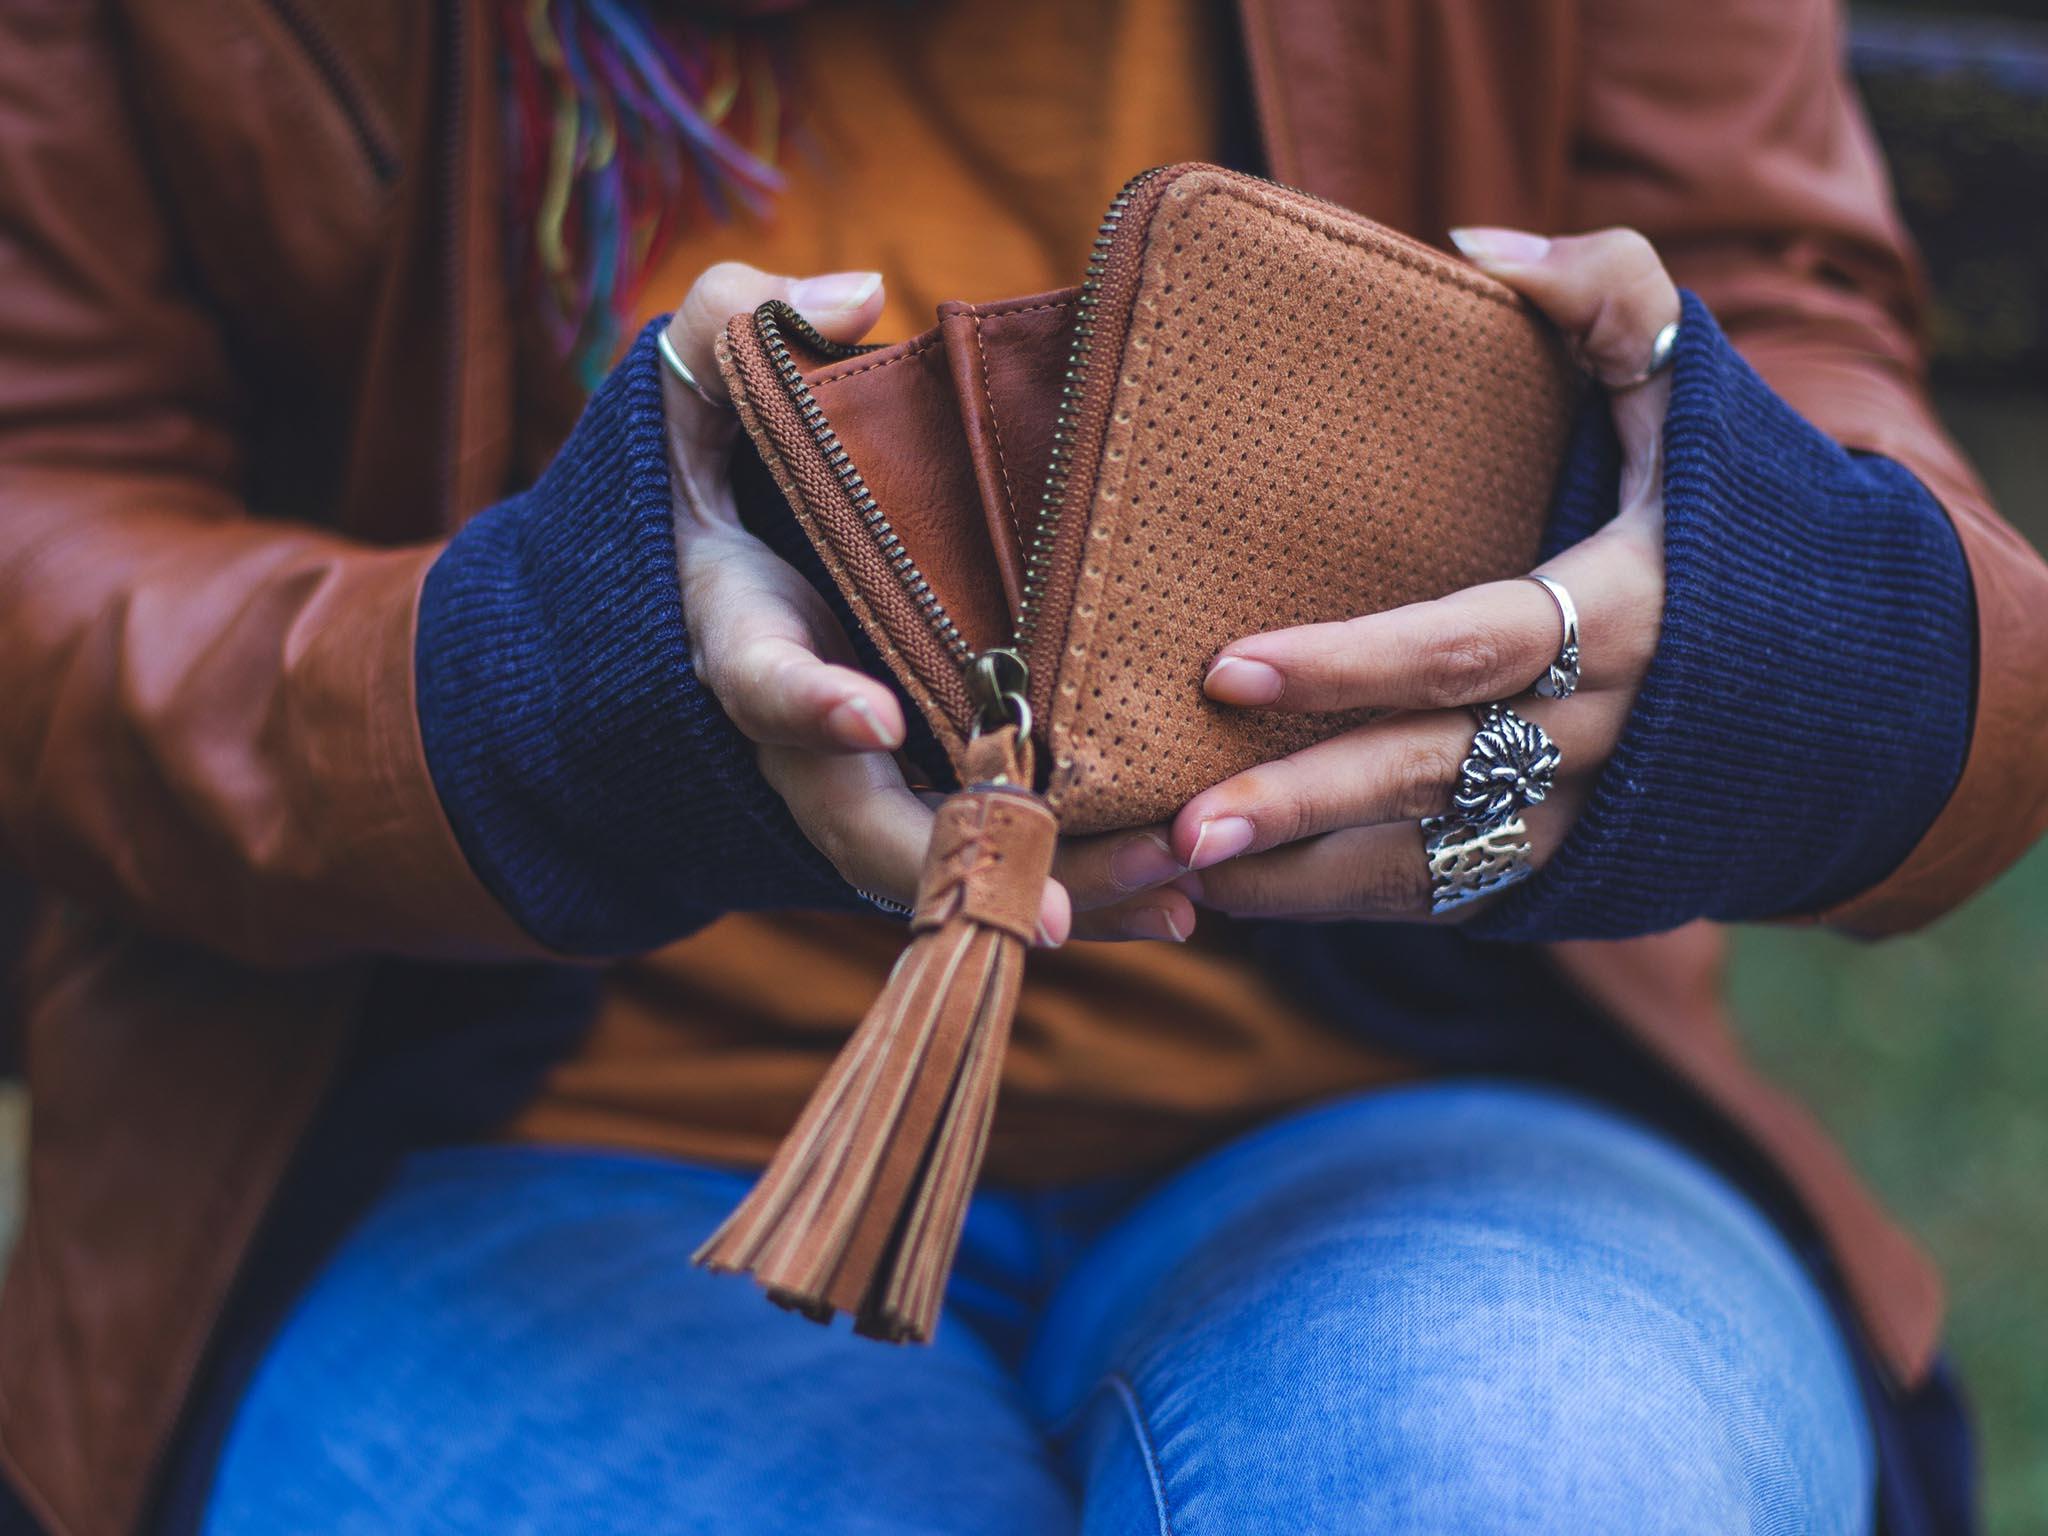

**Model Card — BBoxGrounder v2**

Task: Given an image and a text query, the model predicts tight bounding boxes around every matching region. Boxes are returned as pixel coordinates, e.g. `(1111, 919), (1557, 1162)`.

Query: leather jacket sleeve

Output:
(1571, 0), (2048, 935)
(0, 7), (535, 966)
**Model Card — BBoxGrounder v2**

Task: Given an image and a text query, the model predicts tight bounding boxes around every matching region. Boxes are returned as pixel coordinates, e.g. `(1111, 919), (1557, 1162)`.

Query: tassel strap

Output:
(694, 729), (1055, 1342)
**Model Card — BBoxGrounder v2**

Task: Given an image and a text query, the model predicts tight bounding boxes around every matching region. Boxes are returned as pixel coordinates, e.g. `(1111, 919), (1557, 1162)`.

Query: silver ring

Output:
(1422, 814), (1533, 914)
(1610, 319), (1679, 390)
(1447, 703), (1562, 831)
(1522, 573), (1582, 700)
(657, 327), (724, 408)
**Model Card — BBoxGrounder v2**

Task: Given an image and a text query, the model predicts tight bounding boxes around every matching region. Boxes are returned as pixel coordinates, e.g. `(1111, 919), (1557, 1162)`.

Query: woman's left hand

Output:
(1163, 226), (1680, 923)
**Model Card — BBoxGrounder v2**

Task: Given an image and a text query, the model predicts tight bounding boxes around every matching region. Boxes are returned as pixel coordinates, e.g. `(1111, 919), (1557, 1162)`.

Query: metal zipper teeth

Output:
(762, 167), (1330, 692)
(756, 301), (973, 666)
(759, 169), (1174, 688)
(1014, 165), (1170, 660)
(1012, 165), (1410, 661)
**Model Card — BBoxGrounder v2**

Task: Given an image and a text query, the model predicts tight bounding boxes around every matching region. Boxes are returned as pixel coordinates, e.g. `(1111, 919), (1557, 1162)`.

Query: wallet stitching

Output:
(798, 294), (1081, 391)
(965, 294), (1079, 322)
(1208, 175), (1523, 309)
(970, 312), (1025, 546)
(809, 331), (943, 391)
(810, 301), (1072, 401)
(968, 299), (1074, 320)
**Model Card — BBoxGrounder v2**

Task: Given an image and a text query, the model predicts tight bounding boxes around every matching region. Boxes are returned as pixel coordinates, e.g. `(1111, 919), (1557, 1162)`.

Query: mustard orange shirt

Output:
(505, 0), (1414, 1184)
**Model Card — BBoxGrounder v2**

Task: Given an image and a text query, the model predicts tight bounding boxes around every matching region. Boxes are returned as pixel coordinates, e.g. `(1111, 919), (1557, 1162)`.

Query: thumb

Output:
(1448, 226), (1677, 385)
(666, 262), (886, 407)
(1449, 224), (1678, 477)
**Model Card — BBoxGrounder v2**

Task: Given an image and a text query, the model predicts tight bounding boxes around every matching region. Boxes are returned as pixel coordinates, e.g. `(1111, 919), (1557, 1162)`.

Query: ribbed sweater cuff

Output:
(1474, 293), (1975, 942)
(415, 319), (853, 954)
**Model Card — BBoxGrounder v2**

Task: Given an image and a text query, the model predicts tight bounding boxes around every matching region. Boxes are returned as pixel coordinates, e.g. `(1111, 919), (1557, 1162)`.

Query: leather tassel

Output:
(694, 727), (1056, 1342)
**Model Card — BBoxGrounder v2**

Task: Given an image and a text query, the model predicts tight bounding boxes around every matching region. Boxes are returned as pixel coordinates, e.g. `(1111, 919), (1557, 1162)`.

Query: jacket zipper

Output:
(263, 0), (402, 183)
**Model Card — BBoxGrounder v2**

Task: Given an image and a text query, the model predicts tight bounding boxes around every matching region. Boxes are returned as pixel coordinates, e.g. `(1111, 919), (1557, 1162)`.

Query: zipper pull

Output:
(968, 648), (1031, 749)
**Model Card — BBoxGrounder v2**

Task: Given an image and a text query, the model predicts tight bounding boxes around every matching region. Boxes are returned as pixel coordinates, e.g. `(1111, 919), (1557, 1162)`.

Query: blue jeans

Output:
(201, 1082), (1873, 1534)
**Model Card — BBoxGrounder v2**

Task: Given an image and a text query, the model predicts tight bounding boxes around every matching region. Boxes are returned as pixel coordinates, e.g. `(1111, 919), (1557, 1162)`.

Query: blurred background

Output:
(1733, 8), (2048, 1531)
(0, 2), (2042, 1529)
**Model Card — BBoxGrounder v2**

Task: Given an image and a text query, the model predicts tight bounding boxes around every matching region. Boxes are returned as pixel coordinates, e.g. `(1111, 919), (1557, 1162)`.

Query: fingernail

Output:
(789, 271), (882, 314)
(1108, 832), (1183, 893)
(1449, 227), (1552, 268)
(1033, 919), (1060, 949)
(1124, 904), (1189, 943)
(1203, 655), (1284, 706)
(1188, 815), (1255, 871)
(827, 695), (899, 750)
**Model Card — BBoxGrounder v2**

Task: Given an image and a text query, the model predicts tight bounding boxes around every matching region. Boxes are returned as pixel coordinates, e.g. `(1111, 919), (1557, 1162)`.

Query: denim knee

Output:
(1034, 1082), (1874, 1535)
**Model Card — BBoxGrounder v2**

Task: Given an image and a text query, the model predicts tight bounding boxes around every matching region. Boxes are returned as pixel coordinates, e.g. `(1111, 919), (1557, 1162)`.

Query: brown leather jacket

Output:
(1, 2), (2043, 1532)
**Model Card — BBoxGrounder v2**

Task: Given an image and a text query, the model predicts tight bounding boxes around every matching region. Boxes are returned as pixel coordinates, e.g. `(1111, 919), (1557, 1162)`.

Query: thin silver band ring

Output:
(1522, 572), (1582, 700)
(1609, 319), (1679, 390)
(657, 327), (724, 408)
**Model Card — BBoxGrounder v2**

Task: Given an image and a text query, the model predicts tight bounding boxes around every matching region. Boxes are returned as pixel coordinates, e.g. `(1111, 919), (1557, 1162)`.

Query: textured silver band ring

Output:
(657, 327), (724, 408)
(1447, 702), (1562, 831)
(1422, 814), (1533, 914)
(854, 886), (914, 918)
(1610, 319), (1679, 390)
(1522, 572), (1582, 700)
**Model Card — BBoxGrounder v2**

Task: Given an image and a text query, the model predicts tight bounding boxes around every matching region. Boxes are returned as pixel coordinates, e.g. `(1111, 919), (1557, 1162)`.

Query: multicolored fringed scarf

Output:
(501, 0), (791, 386)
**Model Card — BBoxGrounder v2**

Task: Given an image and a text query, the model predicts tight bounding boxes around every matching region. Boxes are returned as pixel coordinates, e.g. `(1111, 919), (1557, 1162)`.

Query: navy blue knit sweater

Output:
(416, 298), (1973, 954)
(415, 322), (857, 955)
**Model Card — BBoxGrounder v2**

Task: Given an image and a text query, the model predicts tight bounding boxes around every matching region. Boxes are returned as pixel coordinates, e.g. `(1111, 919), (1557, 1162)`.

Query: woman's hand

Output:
(1144, 228), (1682, 923)
(659, 263), (1077, 942)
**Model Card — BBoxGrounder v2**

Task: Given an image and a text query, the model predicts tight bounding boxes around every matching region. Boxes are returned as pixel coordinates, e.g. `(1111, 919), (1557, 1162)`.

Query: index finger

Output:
(1204, 518), (1661, 715)
(667, 262), (885, 409)
(1202, 576), (1561, 715)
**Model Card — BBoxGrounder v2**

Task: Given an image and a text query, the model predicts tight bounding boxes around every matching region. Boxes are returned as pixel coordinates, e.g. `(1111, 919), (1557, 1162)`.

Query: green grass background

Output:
(1732, 846), (2048, 1530)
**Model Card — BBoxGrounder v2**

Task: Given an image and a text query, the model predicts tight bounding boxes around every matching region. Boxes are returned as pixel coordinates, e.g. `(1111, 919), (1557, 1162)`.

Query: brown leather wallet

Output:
(720, 163), (1579, 833)
(698, 165), (1579, 1344)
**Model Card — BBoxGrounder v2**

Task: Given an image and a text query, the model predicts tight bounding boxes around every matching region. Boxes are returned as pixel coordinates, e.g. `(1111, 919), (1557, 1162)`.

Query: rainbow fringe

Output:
(501, 0), (789, 386)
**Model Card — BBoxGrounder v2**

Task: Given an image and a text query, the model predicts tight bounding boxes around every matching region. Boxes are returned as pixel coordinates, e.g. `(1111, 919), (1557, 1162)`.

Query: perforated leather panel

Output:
(1047, 171), (1577, 832)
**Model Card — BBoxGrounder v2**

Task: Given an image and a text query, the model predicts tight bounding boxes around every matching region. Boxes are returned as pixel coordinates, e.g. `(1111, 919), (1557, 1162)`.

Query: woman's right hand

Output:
(661, 263), (969, 920)
(663, 262), (1202, 947)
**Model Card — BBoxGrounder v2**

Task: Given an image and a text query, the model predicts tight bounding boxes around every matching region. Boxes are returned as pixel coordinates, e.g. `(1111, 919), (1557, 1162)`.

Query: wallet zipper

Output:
(753, 303), (971, 669)
(756, 298), (1042, 740)
(1016, 166), (1370, 719)
(1012, 166), (1171, 682)
(755, 162), (1286, 743)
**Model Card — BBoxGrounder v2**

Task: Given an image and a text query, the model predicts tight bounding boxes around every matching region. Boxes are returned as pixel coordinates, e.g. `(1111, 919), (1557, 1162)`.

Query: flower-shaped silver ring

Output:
(1446, 703), (1562, 832)
(1523, 572), (1582, 700)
